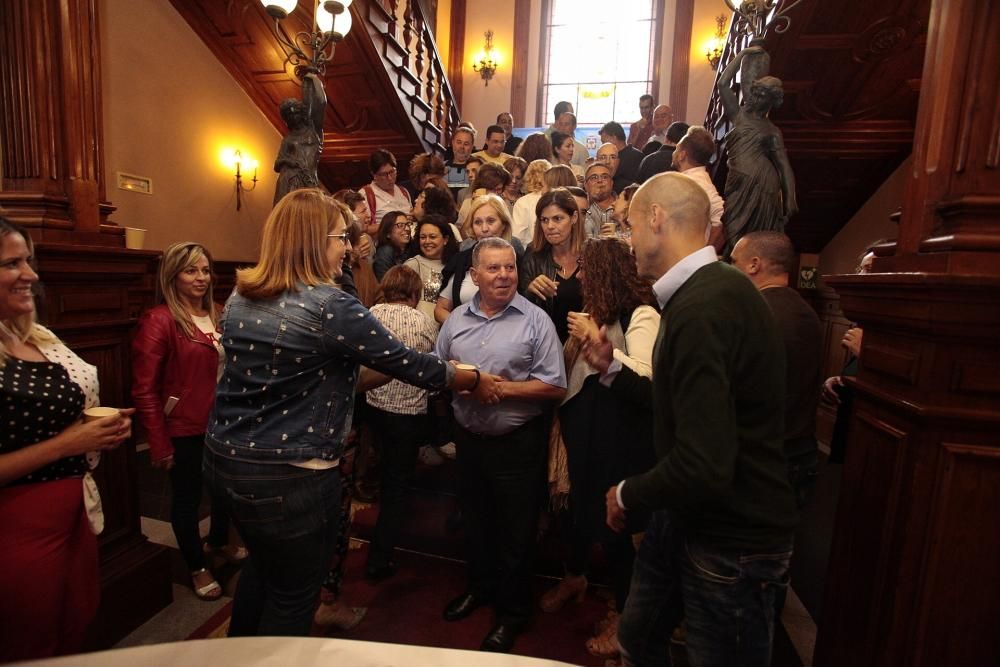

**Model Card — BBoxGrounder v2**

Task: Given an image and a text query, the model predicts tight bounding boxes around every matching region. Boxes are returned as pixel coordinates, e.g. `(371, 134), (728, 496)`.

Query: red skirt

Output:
(0, 478), (100, 661)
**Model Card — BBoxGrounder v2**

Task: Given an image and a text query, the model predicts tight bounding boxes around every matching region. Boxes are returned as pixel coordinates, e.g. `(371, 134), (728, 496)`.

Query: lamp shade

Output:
(262, 0), (298, 19)
(330, 9), (352, 39)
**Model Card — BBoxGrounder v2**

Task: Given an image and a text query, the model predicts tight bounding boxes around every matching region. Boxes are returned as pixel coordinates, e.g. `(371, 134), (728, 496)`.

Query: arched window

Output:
(538, 0), (661, 125)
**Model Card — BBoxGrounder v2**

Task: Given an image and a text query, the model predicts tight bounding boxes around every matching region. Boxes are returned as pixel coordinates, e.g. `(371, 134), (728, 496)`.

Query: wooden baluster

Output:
(435, 65), (447, 132)
(424, 29), (436, 107)
(387, 0), (399, 38)
(413, 8), (426, 83)
(402, 0), (414, 66)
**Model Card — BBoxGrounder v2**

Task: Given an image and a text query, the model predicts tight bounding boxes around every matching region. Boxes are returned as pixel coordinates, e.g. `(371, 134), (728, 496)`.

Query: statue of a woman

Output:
(718, 46), (798, 256)
(273, 72), (327, 205)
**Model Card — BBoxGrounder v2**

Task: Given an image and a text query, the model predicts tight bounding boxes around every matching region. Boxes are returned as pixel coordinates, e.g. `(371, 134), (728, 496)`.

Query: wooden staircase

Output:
(167, 0), (459, 191)
(704, 0), (932, 253)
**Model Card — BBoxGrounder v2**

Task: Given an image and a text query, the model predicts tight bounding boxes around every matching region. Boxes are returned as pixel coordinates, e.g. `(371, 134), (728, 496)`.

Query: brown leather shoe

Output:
(539, 574), (587, 613)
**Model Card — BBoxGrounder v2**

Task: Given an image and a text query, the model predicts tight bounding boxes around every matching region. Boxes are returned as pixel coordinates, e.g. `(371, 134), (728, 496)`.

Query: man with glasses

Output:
(599, 122), (643, 192)
(363, 149), (411, 234)
(583, 163), (617, 238)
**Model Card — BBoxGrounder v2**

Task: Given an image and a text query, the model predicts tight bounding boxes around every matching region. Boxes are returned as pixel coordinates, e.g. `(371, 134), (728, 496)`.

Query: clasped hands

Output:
(450, 361), (505, 405)
(566, 312), (614, 374)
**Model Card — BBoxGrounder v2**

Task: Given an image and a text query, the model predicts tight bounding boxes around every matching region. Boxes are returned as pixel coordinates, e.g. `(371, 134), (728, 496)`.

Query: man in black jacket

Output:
(583, 173), (797, 667)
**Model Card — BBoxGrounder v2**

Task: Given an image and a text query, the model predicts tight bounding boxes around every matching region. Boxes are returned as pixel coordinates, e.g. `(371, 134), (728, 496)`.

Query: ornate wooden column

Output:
(814, 0), (1000, 665)
(1, 0), (172, 646)
(0, 0), (120, 245)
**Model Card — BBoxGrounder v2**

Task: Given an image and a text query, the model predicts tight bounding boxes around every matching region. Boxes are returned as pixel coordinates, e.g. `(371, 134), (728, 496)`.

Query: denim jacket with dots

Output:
(206, 283), (453, 463)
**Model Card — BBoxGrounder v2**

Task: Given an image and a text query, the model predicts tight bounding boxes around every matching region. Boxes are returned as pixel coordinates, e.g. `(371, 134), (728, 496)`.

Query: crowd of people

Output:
(0, 95), (850, 667)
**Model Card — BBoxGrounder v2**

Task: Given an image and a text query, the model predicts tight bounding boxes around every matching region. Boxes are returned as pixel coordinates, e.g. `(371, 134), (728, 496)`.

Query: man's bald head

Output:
(628, 172), (711, 279)
(731, 231), (795, 283)
(632, 172), (710, 240)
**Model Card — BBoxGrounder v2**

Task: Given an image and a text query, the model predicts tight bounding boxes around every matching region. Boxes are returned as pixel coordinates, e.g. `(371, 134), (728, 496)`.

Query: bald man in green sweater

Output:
(582, 172), (797, 667)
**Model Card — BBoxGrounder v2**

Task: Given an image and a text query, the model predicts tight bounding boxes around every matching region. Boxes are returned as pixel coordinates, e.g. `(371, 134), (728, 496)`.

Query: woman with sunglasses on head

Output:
(373, 211), (413, 282)
(204, 189), (498, 637)
(132, 242), (245, 603)
(0, 218), (134, 661)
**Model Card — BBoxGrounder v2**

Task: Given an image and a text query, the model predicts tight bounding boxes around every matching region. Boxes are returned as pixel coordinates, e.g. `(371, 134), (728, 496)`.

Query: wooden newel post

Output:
(815, 0), (1000, 665)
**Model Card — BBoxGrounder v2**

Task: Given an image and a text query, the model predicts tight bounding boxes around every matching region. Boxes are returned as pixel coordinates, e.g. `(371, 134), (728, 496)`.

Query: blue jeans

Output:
(203, 447), (342, 637)
(618, 511), (792, 667)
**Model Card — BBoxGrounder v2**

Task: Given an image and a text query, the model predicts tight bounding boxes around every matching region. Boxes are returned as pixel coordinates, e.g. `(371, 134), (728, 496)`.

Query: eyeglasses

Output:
(586, 174), (612, 183)
(393, 222), (410, 230)
(327, 232), (350, 243)
(375, 168), (397, 178)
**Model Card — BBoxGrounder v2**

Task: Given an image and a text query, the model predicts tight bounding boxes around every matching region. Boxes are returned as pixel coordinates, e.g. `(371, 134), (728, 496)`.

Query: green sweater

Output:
(615, 262), (797, 549)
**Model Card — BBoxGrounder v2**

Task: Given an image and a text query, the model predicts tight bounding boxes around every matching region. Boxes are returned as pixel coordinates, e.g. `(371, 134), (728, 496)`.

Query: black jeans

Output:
(169, 434), (229, 571)
(203, 447), (342, 637)
(456, 417), (547, 628)
(366, 407), (423, 570)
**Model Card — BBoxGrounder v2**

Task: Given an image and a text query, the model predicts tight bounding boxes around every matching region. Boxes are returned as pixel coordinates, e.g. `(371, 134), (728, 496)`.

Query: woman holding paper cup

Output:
(541, 238), (658, 658)
(132, 241), (243, 602)
(203, 188), (498, 637)
(0, 218), (133, 661)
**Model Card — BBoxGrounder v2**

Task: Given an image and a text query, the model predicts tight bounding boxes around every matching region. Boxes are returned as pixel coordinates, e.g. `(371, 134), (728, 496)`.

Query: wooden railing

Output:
(704, 13), (755, 184)
(360, 0), (461, 154)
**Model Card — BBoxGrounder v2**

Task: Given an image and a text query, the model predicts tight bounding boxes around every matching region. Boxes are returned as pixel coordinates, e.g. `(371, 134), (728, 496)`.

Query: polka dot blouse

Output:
(1, 328), (100, 486)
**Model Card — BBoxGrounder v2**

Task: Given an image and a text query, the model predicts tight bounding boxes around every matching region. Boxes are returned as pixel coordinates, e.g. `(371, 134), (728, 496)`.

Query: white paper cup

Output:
(124, 227), (147, 249)
(83, 407), (120, 423)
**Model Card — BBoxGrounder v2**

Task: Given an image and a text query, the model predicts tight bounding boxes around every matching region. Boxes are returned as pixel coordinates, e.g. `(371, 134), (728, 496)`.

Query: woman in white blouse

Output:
(541, 238), (660, 660)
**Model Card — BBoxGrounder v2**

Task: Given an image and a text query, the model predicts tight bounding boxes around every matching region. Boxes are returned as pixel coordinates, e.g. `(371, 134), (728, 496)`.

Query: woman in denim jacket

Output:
(204, 189), (498, 637)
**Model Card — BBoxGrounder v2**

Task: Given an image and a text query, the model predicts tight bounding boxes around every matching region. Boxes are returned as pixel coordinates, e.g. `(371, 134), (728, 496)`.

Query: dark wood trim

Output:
(668, 0), (693, 116)
(446, 0), (466, 114)
(510, 0), (531, 126)
(535, 0), (552, 126)
(648, 0), (665, 104)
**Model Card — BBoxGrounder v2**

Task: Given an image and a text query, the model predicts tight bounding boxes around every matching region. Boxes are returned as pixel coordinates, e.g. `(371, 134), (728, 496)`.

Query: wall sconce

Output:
(472, 30), (499, 86)
(705, 14), (727, 70)
(222, 149), (259, 211)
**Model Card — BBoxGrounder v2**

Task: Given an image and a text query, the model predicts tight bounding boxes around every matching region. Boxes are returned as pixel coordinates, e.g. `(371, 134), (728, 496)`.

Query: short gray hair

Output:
(472, 237), (514, 267)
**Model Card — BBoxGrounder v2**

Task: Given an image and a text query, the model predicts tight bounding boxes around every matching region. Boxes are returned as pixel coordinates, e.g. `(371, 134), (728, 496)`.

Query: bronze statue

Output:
(718, 45), (798, 256)
(273, 72), (327, 205)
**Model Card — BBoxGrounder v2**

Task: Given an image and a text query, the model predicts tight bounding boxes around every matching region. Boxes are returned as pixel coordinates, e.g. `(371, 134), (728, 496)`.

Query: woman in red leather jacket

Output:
(132, 242), (243, 600)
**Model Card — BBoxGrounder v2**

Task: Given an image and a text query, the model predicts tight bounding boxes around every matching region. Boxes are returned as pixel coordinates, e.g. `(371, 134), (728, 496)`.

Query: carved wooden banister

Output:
(704, 12), (755, 183)
(361, 0), (460, 154)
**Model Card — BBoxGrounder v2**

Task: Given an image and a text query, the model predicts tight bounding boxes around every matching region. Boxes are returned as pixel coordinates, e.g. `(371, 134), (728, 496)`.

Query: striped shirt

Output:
(366, 303), (439, 415)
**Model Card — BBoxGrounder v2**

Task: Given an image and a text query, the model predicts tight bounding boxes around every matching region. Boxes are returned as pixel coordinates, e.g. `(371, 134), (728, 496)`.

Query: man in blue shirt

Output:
(435, 237), (567, 653)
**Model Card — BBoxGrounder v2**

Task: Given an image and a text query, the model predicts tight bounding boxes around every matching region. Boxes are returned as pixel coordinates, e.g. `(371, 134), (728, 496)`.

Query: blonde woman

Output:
(435, 194), (524, 324)
(0, 218), (133, 660)
(132, 242), (244, 601)
(203, 189), (496, 637)
(511, 159), (551, 246)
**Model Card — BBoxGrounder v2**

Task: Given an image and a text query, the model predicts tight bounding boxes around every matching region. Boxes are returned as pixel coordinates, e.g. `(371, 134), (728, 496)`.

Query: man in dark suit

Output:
(636, 121), (689, 184)
(583, 173), (797, 667)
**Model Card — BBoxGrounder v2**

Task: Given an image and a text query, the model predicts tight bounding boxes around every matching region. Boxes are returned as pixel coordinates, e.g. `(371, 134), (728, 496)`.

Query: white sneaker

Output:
(418, 445), (444, 466)
(439, 442), (457, 460)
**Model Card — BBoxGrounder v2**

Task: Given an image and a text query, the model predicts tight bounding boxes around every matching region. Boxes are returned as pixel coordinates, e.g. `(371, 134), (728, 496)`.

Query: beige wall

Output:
(100, 0), (280, 261)
(460, 0), (719, 131)
(819, 157), (908, 278)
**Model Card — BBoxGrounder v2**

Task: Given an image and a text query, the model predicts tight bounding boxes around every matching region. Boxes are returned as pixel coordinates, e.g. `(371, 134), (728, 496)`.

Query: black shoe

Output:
(480, 623), (521, 653)
(443, 592), (487, 622)
(365, 561), (397, 582)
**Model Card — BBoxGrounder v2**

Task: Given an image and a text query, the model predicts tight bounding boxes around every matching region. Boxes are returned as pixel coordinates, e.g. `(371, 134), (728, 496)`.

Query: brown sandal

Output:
(539, 574), (587, 613)
(586, 616), (621, 658)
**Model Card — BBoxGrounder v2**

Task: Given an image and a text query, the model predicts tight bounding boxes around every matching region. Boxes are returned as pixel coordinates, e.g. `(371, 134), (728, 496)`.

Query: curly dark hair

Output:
(515, 133), (553, 163)
(579, 238), (656, 326)
(422, 185), (458, 223)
